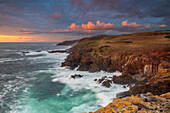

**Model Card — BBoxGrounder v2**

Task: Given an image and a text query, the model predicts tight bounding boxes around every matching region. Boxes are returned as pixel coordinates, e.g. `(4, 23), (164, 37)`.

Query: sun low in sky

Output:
(0, 0), (169, 42)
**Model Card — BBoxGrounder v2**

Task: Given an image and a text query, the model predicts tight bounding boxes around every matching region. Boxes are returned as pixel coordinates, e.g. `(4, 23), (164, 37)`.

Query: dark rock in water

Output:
(98, 76), (107, 83)
(116, 91), (132, 98)
(102, 80), (112, 88)
(94, 79), (97, 81)
(57, 39), (79, 45)
(122, 85), (126, 88)
(22, 51), (29, 54)
(36, 50), (41, 52)
(70, 74), (83, 79)
(48, 50), (67, 53)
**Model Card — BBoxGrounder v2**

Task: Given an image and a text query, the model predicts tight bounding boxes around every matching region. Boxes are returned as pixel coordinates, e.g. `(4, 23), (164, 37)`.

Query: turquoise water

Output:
(0, 43), (128, 113)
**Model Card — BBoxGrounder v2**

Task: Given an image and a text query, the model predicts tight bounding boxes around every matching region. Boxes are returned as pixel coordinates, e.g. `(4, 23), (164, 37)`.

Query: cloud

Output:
(52, 12), (62, 19)
(158, 24), (167, 27)
(69, 23), (81, 30)
(122, 20), (142, 27)
(69, 21), (114, 30)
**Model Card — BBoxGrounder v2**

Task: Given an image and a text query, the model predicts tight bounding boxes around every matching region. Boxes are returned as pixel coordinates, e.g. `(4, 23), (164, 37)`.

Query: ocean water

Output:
(0, 42), (128, 113)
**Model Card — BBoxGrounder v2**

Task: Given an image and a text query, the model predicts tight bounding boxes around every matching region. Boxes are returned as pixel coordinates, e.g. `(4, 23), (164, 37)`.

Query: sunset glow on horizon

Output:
(0, 0), (169, 42)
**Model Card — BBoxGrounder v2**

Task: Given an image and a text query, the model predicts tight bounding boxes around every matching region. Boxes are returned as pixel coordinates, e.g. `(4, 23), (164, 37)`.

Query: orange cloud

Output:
(69, 21), (114, 30)
(158, 24), (167, 27)
(122, 20), (141, 27)
(69, 23), (81, 30)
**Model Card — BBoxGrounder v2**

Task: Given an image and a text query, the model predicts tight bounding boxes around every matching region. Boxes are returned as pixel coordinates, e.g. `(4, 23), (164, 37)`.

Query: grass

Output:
(89, 35), (107, 40)
(70, 30), (170, 55)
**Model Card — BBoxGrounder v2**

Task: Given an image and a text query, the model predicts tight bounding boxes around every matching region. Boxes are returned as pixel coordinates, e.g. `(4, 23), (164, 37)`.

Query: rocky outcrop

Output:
(61, 31), (170, 99)
(90, 92), (170, 113)
(48, 50), (67, 53)
(94, 76), (113, 88)
(57, 39), (79, 45)
(63, 48), (170, 95)
(129, 71), (170, 95)
(70, 74), (83, 79)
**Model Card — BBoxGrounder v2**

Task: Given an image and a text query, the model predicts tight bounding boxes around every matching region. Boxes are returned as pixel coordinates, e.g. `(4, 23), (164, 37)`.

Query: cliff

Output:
(61, 31), (170, 112)
(90, 92), (170, 113)
(57, 39), (79, 45)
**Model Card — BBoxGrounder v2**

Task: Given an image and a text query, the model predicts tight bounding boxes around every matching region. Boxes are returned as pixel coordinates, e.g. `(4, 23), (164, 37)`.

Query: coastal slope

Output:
(62, 30), (170, 94)
(61, 30), (170, 112)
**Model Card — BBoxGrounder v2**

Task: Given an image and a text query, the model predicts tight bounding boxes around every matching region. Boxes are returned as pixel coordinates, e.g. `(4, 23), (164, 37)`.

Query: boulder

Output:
(101, 80), (112, 88)
(70, 74), (83, 79)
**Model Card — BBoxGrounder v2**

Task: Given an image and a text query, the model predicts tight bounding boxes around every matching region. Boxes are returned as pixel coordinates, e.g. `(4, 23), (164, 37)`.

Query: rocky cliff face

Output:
(90, 92), (170, 113)
(61, 31), (170, 96)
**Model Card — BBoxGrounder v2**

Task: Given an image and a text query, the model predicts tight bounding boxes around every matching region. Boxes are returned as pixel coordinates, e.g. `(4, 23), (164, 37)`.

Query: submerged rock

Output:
(48, 50), (67, 53)
(70, 74), (83, 79)
(22, 51), (29, 54)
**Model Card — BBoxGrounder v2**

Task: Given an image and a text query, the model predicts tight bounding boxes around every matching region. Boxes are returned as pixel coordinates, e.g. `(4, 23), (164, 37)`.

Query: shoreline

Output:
(60, 30), (170, 112)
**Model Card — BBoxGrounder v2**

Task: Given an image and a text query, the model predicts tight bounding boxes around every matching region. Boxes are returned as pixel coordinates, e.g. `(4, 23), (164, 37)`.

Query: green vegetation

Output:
(87, 41), (95, 45)
(89, 35), (107, 40)
(70, 30), (170, 55)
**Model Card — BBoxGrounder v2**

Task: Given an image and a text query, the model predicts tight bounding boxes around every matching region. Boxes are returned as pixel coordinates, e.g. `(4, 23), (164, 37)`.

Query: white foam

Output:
(32, 50), (129, 108)
(7, 46), (129, 113)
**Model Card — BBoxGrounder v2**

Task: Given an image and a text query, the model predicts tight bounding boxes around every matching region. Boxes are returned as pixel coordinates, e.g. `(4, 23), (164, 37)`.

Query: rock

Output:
(122, 85), (126, 88)
(129, 74), (170, 95)
(158, 61), (170, 73)
(94, 79), (97, 81)
(22, 51), (29, 54)
(112, 74), (137, 85)
(91, 92), (170, 113)
(48, 50), (67, 53)
(57, 39), (79, 45)
(36, 50), (41, 52)
(132, 74), (145, 81)
(70, 74), (83, 79)
(116, 91), (132, 98)
(98, 76), (106, 83)
(144, 65), (153, 76)
(101, 80), (112, 88)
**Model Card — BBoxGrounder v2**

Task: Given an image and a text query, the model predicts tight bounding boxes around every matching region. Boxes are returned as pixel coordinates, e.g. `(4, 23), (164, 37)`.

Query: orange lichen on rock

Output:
(91, 92), (170, 113)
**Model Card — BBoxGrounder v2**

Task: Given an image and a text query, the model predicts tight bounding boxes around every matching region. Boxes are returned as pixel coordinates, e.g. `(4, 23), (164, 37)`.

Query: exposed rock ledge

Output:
(90, 92), (170, 113)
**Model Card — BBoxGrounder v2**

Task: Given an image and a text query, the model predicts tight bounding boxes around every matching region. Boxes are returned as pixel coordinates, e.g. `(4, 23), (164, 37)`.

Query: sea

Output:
(0, 42), (128, 113)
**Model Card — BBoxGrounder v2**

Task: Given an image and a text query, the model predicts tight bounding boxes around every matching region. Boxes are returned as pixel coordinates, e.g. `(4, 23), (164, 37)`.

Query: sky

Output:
(0, 0), (170, 42)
